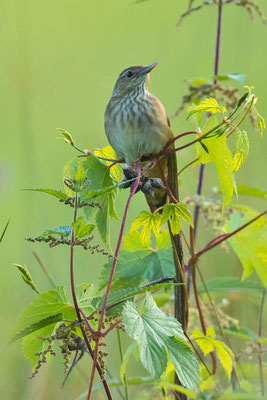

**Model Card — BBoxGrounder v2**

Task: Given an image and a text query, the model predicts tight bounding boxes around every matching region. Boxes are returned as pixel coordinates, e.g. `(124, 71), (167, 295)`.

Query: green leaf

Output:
(72, 217), (95, 239)
(24, 188), (68, 201)
(123, 230), (150, 251)
(122, 293), (200, 389)
(93, 146), (122, 183)
(161, 203), (193, 234)
(63, 158), (83, 196)
(11, 286), (75, 341)
(214, 73), (245, 84)
(161, 381), (197, 399)
(14, 264), (39, 294)
(197, 276), (264, 294)
(81, 148), (120, 245)
(58, 128), (75, 146)
(233, 131), (249, 172)
(11, 314), (63, 342)
(196, 116), (234, 210)
(193, 328), (233, 380)
(40, 225), (72, 238)
(96, 282), (177, 310)
(76, 283), (96, 314)
(187, 97), (226, 120)
(236, 184), (267, 199)
(255, 110), (266, 136)
(100, 248), (175, 290)
(225, 212), (267, 287)
(130, 211), (161, 247)
(22, 323), (57, 368)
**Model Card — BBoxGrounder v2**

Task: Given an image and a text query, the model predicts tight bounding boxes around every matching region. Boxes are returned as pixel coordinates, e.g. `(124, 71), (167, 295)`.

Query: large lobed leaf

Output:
(122, 293), (200, 390)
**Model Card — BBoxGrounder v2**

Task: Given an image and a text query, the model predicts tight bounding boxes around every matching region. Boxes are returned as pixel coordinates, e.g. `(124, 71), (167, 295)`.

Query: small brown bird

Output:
(104, 62), (178, 210)
(104, 63), (186, 331)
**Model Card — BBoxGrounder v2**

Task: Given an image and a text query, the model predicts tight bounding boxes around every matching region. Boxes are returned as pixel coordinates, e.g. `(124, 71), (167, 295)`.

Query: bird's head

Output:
(112, 62), (158, 96)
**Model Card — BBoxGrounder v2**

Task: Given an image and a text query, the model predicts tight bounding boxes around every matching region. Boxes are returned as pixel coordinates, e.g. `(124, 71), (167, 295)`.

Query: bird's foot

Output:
(120, 165), (165, 196)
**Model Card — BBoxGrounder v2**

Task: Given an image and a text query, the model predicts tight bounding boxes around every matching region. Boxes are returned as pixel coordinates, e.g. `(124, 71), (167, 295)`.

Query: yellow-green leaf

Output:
(161, 203), (193, 235)
(187, 97), (227, 119)
(233, 131), (249, 172)
(196, 117), (234, 210)
(131, 211), (161, 247)
(215, 341), (233, 380)
(94, 146), (122, 183)
(225, 211), (267, 287)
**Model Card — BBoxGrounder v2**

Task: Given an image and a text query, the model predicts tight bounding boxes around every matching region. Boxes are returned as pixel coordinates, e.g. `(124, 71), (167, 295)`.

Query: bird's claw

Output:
(120, 166), (165, 196)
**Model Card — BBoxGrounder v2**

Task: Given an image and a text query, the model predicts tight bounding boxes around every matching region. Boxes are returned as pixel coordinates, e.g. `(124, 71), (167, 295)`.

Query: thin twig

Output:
(117, 328), (129, 400)
(0, 220), (10, 243)
(32, 251), (56, 288)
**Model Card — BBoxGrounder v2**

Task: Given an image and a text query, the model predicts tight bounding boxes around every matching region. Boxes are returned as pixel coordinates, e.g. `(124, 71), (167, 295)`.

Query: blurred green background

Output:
(1, 0), (267, 399)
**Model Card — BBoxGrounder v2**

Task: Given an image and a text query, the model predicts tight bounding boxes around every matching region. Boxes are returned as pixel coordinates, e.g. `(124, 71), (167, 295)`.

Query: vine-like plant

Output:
(10, 1), (267, 400)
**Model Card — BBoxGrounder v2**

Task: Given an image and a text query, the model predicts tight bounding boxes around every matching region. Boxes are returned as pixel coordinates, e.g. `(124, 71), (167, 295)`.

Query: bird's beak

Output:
(137, 62), (158, 76)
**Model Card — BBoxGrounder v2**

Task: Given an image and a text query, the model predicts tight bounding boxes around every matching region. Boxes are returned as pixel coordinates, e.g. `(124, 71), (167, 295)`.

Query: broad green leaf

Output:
(14, 264), (39, 294)
(187, 97), (226, 119)
(197, 276), (264, 294)
(156, 230), (172, 249)
(236, 184), (267, 199)
(233, 131), (249, 171)
(75, 163), (86, 183)
(100, 248), (175, 290)
(24, 188), (68, 201)
(122, 293), (200, 389)
(11, 286), (75, 341)
(131, 211), (161, 247)
(225, 212), (267, 287)
(72, 217), (95, 239)
(93, 146), (122, 183)
(58, 128), (75, 146)
(161, 203), (193, 234)
(196, 116), (234, 210)
(81, 149), (120, 245)
(22, 323), (57, 368)
(215, 73), (244, 84)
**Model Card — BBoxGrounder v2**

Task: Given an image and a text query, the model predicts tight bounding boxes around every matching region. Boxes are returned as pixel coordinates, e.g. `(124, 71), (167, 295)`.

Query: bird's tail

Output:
(146, 150), (187, 330)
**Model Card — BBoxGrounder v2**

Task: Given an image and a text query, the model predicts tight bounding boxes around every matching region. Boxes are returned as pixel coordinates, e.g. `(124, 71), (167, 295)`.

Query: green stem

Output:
(117, 329), (129, 400)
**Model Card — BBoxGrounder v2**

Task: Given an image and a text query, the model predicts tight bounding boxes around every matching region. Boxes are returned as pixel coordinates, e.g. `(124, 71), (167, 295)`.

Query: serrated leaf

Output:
(75, 163), (86, 183)
(23, 323), (58, 368)
(63, 158), (83, 196)
(225, 212), (267, 287)
(131, 211), (161, 247)
(96, 282), (177, 310)
(72, 217), (95, 239)
(14, 264), (39, 294)
(122, 293), (200, 389)
(100, 248), (175, 290)
(57, 128), (75, 146)
(11, 286), (76, 341)
(93, 146), (122, 183)
(187, 97), (226, 120)
(193, 328), (233, 380)
(11, 314), (63, 342)
(196, 117), (234, 210)
(197, 276), (264, 294)
(236, 184), (267, 199)
(123, 230), (150, 251)
(24, 188), (68, 201)
(161, 203), (193, 234)
(233, 131), (249, 171)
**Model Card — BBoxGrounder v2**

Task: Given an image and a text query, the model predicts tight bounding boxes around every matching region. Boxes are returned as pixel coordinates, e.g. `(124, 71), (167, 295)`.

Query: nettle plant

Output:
(11, 2), (267, 400)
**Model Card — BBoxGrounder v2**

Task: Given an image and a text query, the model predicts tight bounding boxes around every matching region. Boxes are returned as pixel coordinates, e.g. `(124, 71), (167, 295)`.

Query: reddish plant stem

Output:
(190, 228), (217, 374)
(186, 210), (267, 271)
(70, 193), (112, 400)
(102, 320), (122, 337)
(162, 131), (198, 150)
(258, 288), (266, 397)
(87, 164), (142, 400)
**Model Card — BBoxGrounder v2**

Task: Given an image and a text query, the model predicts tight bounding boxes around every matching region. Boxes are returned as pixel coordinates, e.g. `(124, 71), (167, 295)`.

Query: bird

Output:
(104, 63), (186, 330)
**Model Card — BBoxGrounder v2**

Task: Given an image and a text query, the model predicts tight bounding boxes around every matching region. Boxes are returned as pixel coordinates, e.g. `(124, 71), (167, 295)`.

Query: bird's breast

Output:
(104, 93), (171, 165)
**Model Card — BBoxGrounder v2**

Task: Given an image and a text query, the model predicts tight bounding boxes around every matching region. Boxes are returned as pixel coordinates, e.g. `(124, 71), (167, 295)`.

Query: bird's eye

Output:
(126, 70), (133, 78)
